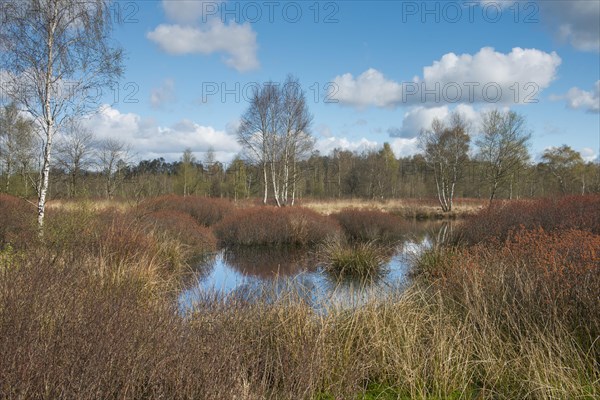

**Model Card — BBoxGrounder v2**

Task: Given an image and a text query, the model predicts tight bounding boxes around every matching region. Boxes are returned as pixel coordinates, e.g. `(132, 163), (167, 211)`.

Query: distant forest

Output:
(1, 140), (598, 202)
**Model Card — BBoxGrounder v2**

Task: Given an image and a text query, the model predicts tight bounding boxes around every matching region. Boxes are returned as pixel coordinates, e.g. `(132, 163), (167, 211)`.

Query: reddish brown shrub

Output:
(214, 206), (341, 246)
(433, 226), (600, 343)
(139, 195), (233, 227)
(457, 195), (600, 244)
(331, 208), (408, 241)
(143, 210), (217, 255)
(93, 210), (159, 266)
(0, 194), (37, 248)
(554, 195), (600, 233)
(503, 228), (599, 320)
(44, 207), (164, 269)
(0, 258), (193, 399)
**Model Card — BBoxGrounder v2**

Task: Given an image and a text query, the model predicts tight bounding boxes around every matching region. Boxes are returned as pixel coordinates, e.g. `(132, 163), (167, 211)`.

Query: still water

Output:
(179, 221), (451, 313)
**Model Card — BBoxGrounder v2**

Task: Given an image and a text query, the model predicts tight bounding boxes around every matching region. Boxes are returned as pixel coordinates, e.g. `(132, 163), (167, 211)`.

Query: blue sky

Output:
(87, 0), (600, 164)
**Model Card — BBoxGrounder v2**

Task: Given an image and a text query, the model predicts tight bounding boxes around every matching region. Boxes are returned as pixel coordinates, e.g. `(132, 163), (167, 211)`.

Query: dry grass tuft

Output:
(318, 239), (391, 280)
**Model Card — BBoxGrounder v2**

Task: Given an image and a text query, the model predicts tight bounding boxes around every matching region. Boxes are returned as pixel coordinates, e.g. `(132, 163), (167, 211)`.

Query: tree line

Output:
(2, 99), (598, 205)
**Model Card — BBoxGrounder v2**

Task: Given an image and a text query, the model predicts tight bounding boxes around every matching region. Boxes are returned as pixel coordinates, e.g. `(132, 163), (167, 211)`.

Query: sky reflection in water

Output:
(179, 221), (449, 313)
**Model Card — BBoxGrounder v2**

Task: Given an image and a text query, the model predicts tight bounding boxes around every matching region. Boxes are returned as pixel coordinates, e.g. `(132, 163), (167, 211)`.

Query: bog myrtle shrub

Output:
(457, 195), (600, 244)
(331, 208), (407, 241)
(214, 206), (341, 246)
(0, 194), (37, 248)
(143, 210), (217, 255)
(140, 195), (233, 227)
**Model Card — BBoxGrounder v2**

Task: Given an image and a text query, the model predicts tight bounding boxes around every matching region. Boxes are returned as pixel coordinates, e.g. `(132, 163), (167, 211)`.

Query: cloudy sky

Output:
(85, 0), (599, 164)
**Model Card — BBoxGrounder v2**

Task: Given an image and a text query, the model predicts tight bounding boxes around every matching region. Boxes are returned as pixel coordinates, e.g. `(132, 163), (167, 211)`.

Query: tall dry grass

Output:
(42, 204), (215, 295)
(302, 197), (484, 219)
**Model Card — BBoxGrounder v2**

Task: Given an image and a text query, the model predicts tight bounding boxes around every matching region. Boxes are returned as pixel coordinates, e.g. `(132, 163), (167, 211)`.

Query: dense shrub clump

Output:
(0, 194), (37, 248)
(214, 206), (341, 246)
(429, 228), (599, 338)
(331, 208), (407, 242)
(143, 210), (217, 256)
(140, 195), (234, 226)
(457, 195), (600, 244)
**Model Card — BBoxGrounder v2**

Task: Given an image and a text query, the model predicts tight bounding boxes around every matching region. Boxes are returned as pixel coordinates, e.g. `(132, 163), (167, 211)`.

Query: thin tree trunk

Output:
(434, 167), (446, 212)
(449, 181), (455, 212)
(489, 180), (498, 205)
(38, 129), (53, 229)
(270, 161), (281, 207)
(262, 162), (268, 204)
(22, 166), (28, 197)
(4, 161), (10, 193)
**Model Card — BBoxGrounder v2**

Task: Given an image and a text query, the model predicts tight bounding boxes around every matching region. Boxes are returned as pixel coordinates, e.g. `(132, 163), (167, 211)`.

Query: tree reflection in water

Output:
(224, 246), (318, 279)
(179, 221), (454, 313)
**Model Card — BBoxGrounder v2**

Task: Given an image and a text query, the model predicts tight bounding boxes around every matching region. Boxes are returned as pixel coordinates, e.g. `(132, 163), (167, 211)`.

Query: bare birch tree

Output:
(0, 103), (37, 194)
(477, 109), (531, 203)
(96, 137), (129, 199)
(1, 0), (123, 227)
(237, 76), (313, 206)
(55, 118), (94, 197)
(177, 148), (199, 197)
(279, 75), (313, 205)
(238, 83), (278, 204)
(419, 112), (471, 212)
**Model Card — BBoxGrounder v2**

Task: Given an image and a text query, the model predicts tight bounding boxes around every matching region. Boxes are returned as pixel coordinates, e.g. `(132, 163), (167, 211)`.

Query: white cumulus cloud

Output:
(331, 69), (403, 109)
(388, 106), (452, 138)
(147, 19), (259, 72)
(388, 104), (482, 139)
(315, 137), (378, 155)
(389, 138), (420, 158)
(83, 105), (241, 162)
(330, 47), (561, 108)
(315, 136), (420, 159)
(581, 147), (598, 163)
(421, 47), (560, 103)
(551, 81), (600, 113)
